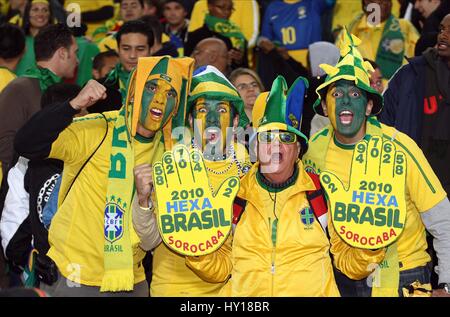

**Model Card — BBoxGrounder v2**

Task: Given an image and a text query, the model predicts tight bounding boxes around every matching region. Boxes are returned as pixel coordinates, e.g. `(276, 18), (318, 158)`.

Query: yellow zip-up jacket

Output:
(191, 161), (340, 296)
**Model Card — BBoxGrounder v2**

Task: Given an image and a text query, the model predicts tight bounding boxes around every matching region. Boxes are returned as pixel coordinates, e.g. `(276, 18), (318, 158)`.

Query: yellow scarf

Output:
(101, 56), (194, 292)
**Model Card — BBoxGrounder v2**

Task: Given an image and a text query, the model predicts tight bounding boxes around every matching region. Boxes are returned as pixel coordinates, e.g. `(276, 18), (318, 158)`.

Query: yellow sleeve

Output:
(187, 0), (260, 47)
(185, 234), (233, 283)
(98, 35), (118, 52)
(329, 217), (386, 280)
(187, 0), (208, 32)
(65, 0), (114, 12)
(0, 69), (16, 93)
(400, 19), (419, 59)
(387, 129), (447, 212)
(49, 114), (109, 165)
(230, 0), (260, 47)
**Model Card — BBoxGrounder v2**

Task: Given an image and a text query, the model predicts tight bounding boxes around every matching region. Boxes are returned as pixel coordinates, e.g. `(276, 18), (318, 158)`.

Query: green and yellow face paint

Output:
(139, 77), (177, 132)
(326, 80), (368, 138)
(192, 98), (234, 149)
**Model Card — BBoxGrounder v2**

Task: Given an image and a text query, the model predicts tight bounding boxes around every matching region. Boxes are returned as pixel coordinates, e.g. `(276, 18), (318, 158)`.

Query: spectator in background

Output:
(6, 0), (28, 26)
(64, 0), (115, 38)
(92, 50), (120, 80)
(89, 20), (154, 113)
(0, 23), (25, 92)
(414, 0), (450, 56)
(260, 0), (335, 68)
(15, 0), (54, 76)
(162, 0), (189, 56)
(141, 14), (178, 57)
(96, 0), (145, 52)
(185, 0), (248, 69)
(256, 33), (308, 91)
(380, 13), (450, 197)
(188, 0), (259, 53)
(0, 23), (77, 180)
(347, 0), (419, 80)
(229, 68), (264, 124)
(0, 83), (82, 288)
(366, 59), (385, 94)
(143, 0), (162, 17)
(332, 0), (402, 37)
(191, 37), (229, 75)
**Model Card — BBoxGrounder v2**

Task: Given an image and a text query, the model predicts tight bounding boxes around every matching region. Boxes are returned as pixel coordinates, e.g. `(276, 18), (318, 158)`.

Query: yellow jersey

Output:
(0, 67), (16, 93)
(347, 14), (419, 63)
(304, 123), (447, 275)
(47, 111), (165, 286)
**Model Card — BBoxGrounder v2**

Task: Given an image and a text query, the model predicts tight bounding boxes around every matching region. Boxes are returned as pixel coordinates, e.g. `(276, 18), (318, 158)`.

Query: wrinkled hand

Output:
(320, 136), (407, 249)
(134, 163), (153, 208)
(69, 79), (106, 111)
(152, 144), (240, 256)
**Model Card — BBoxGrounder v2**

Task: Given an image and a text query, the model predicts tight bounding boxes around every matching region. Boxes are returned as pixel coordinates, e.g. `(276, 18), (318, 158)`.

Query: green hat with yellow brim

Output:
(256, 75), (309, 147)
(187, 65), (249, 128)
(313, 28), (383, 116)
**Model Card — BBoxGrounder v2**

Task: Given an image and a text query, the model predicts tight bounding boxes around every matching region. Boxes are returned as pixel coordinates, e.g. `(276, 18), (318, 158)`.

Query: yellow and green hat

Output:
(313, 28), (383, 116)
(256, 75), (309, 147)
(187, 65), (249, 128)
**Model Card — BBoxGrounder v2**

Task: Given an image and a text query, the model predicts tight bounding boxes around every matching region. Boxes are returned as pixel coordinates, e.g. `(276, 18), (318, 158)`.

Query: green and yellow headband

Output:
(187, 65), (249, 128)
(313, 28), (383, 116)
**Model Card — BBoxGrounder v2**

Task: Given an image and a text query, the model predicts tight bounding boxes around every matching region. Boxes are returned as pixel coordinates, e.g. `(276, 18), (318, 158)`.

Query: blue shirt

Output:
(261, 0), (334, 50)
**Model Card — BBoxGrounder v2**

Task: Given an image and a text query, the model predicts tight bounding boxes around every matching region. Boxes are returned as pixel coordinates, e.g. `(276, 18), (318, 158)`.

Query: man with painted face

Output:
(14, 56), (194, 296)
(303, 30), (450, 297)
(150, 65), (251, 296)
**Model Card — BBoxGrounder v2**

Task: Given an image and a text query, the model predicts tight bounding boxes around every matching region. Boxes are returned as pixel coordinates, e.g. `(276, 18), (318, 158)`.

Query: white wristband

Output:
(138, 200), (153, 211)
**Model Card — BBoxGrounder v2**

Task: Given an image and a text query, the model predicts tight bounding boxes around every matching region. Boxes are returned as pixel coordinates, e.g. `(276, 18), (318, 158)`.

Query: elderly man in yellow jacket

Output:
(186, 75), (339, 296)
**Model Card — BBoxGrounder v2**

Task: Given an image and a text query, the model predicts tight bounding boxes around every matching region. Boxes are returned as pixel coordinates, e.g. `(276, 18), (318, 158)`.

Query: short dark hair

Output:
(34, 23), (74, 62)
(0, 23), (26, 60)
(140, 15), (163, 43)
(120, 0), (144, 7)
(93, 50), (119, 71)
(116, 20), (155, 48)
(163, 0), (186, 9)
(41, 83), (82, 108)
(143, 0), (162, 16)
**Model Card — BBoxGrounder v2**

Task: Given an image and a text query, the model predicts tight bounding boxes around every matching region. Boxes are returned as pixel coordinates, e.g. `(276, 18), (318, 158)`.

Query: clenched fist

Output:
(69, 80), (107, 111)
(134, 163), (153, 208)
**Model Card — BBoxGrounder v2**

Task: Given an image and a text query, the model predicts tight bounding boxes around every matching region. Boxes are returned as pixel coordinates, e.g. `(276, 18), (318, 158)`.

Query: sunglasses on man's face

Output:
(257, 131), (297, 144)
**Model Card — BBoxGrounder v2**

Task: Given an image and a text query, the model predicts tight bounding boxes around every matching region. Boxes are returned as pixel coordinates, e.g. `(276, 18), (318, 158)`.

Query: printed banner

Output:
(153, 144), (240, 256)
(320, 136), (407, 249)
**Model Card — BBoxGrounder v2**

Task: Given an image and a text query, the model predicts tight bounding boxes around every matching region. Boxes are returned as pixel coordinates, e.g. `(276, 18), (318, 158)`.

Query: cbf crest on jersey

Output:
(104, 198), (125, 243)
(298, 6), (307, 19)
(300, 207), (315, 230)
